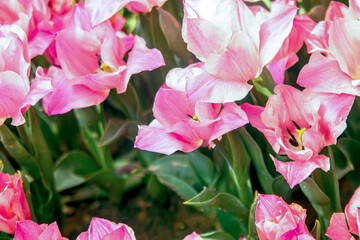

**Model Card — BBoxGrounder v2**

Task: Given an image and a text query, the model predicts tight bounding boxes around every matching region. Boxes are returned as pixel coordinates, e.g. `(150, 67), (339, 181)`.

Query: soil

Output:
(63, 188), (215, 240)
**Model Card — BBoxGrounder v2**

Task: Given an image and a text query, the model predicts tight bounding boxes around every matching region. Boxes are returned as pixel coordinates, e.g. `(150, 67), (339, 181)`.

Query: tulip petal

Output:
(345, 186), (360, 235)
(271, 154), (330, 188)
(298, 52), (360, 95)
(325, 213), (354, 240)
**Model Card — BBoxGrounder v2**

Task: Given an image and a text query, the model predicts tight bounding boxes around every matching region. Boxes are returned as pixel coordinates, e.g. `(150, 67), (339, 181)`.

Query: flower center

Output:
(96, 54), (117, 73)
(286, 121), (307, 150)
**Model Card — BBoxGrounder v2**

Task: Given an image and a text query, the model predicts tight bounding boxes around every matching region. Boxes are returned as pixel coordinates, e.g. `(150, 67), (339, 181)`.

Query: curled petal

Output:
(345, 186), (360, 235)
(271, 154), (330, 188)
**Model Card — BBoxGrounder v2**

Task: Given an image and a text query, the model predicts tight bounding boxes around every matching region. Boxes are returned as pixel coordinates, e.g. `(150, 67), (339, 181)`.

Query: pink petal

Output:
(297, 52), (360, 95)
(186, 65), (253, 103)
(125, 0), (166, 13)
(349, 0), (360, 19)
(0, 71), (28, 123)
(102, 225), (135, 240)
(14, 220), (47, 240)
(325, 1), (348, 21)
(259, 3), (297, 67)
(39, 67), (109, 115)
(117, 35), (165, 93)
(153, 87), (195, 128)
(185, 18), (230, 61)
(267, 54), (299, 84)
(271, 154), (330, 188)
(241, 103), (281, 153)
(183, 232), (203, 240)
(329, 19), (360, 79)
(39, 222), (67, 240)
(135, 120), (202, 155)
(325, 213), (354, 240)
(28, 29), (56, 59)
(345, 186), (360, 235)
(305, 91), (355, 145)
(205, 31), (260, 82)
(85, 0), (130, 26)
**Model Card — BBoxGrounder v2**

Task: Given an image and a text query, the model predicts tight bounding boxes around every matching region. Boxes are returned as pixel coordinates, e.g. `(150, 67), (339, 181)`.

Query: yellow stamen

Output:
(192, 115), (200, 122)
(295, 128), (306, 149)
(100, 62), (116, 73)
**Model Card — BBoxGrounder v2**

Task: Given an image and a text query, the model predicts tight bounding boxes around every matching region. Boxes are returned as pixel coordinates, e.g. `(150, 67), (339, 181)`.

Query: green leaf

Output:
(250, 67), (275, 106)
(272, 176), (292, 202)
(331, 143), (354, 179)
(201, 231), (236, 240)
(187, 151), (216, 187)
(237, 128), (274, 194)
(157, 174), (198, 200)
(311, 220), (321, 240)
(158, 8), (193, 64)
(300, 177), (332, 231)
(247, 192), (259, 240)
(0, 152), (15, 174)
(99, 119), (138, 146)
(185, 188), (249, 221)
(54, 151), (99, 191)
(337, 138), (360, 183)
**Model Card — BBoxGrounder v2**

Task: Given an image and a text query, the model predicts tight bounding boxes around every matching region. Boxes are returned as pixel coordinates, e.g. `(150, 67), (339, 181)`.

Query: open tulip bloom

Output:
(243, 84), (354, 188)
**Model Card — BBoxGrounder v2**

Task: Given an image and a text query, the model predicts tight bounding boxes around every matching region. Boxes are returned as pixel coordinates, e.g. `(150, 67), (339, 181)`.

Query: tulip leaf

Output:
(158, 8), (193, 64)
(331, 143), (354, 179)
(272, 176), (292, 202)
(311, 220), (321, 240)
(200, 231), (236, 240)
(99, 119), (138, 146)
(187, 151), (217, 187)
(337, 138), (360, 184)
(247, 192), (259, 240)
(54, 151), (99, 191)
(237, 128), (274, 194)
(157, 174), (198, 200)
(184, 188), (249, 221)
(0, 152), (15, 174)
(300, 177), (332, 230)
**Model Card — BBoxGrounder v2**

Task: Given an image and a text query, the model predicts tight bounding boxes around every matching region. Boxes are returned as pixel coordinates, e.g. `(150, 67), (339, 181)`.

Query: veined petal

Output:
(135, 120), (202, 155)
(271, 154), (330, 188)
(205, 31), (260, 82)
(329, 19), (360, 79)
(259, 3), (297, 67)
(325, 1), (348, 21)
(186, 66), (253, 103)
(349, 0), (360, 19)
(345, 186), (360, 235)
(298, 52), (360, 95)
(325, 213), (354, 240)
(39, 67), (109, 115)
(117, 35), (165, 93)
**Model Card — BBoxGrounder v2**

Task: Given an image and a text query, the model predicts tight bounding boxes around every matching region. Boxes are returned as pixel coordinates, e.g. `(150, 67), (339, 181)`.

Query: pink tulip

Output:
(0, 173), (31, 234)
(255, 194), (314, 240)
(0, 24), (52, 126)
(183, 232), (203, 240)
(242, 84), (354, 188)
(181, 0), (297, 103)
(135, 65), (249, 155)
(76, 217), (136, 240)
(85, 0), (167, 26)
(325, 186), (360, 239)
(44, 3), (164, 114)
(13, 220), (68, 240)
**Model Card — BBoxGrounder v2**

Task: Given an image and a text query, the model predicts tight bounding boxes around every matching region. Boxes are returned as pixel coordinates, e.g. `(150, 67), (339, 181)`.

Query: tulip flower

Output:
(183, 232), (203, 240)
(242, 84), (354, 188)
(0, 173), (31, 234)
(76, 217), (136, 240)
(181, 0), (297, 103)
(85, 0), (167, 26)
(326, 185), (360, 239)
(135, 65), (249, 155)
(43, 3), (164, 115)
(255, 194), (314, 240)
(0, 24), (52, 126)
(13, 220), (68, 240)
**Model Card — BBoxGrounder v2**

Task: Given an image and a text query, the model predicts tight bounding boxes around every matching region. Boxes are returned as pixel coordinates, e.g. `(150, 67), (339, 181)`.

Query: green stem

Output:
(17, 124), (32, 152)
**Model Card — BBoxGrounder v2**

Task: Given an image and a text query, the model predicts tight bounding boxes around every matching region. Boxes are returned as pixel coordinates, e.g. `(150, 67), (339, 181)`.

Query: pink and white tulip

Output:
(0, 24), (52, 126)
(85, 0), (167, 26)
(181, 0), (297, 103)
(13, 220), (68, 240)
(326, 185), (360, 239)
(0, 173), (31, 234)
(183, 232), (203, 240)
(242, 84), (354, 188)
(43, 3), (164, 115)
(135, 65), (249, 155)
(76, 217), (136, 240)
(255, 194), (314, 240)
